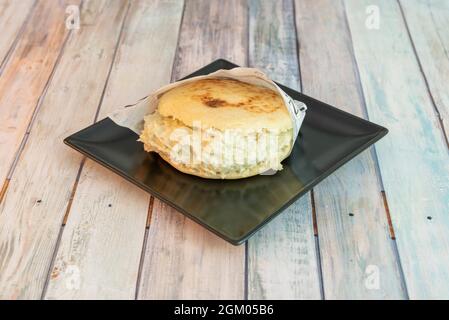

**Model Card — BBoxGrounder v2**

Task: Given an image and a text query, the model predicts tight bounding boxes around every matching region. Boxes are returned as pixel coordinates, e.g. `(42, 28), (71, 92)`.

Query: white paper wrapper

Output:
(108, 67), (307, 155)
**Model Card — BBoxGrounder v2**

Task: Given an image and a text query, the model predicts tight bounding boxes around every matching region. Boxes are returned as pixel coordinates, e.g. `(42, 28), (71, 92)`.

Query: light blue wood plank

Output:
(295, 0), (405, 299)
(400, 0), (449, 142)
(247, 0), (321, 300)
(345, 0), (449, 299)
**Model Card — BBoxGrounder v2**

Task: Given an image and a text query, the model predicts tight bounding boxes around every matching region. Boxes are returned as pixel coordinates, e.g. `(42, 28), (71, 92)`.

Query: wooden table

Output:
(0, 0), (448, 300)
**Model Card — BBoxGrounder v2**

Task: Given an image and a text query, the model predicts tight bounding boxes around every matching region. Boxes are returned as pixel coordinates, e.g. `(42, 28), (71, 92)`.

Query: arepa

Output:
(139, 78), (294, 179)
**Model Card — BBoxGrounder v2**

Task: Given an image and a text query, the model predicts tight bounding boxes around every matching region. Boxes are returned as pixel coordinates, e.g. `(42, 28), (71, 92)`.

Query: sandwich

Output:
(139, 78), (293, 179)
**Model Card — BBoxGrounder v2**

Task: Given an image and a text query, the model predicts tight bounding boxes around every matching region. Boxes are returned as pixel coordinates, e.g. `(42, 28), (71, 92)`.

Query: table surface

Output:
(0, 0), (448, 300)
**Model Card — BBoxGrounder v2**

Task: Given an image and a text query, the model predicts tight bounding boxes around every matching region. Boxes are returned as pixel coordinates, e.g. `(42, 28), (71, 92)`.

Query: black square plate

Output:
(64, 59), (387, 245)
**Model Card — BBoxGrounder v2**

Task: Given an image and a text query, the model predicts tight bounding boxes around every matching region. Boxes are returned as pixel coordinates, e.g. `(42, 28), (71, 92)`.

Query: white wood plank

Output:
(0, 0), (35, 68)
(139, 200), (245, 299)
(0, 0), (76, 190)
(295, 0), (405, 299)
(247, 0), (321, 300)
(45, 0), (185, 299)
(400, 0), (449, 142)
(345, 0), (449, 299)
(0, 0), (127, 299)
(137, 0), (247, 300)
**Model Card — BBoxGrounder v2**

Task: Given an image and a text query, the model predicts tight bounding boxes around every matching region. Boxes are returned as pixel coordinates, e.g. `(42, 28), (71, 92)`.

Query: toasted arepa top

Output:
(157, 79), (292, 132)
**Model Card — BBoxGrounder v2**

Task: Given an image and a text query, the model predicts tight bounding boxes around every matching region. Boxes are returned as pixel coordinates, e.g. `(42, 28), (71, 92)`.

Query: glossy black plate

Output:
(64, 59), (388, 245)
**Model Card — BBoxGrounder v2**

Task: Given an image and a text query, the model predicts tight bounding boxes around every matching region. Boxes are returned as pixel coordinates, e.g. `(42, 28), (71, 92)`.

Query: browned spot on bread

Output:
(202, 97), (227, 108)
(186, 79), (285, 113)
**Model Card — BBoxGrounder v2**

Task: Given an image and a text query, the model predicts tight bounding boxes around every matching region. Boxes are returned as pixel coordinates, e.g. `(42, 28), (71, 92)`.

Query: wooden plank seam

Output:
(91, 1), (132, 123)
(310, 189), (324, 299)
(0, 0), (37, 75)
(397, 0), (449, 149)
(0, 179), (10, 205)
(134, 197), (156, 299)
(169, 0), (187, 83)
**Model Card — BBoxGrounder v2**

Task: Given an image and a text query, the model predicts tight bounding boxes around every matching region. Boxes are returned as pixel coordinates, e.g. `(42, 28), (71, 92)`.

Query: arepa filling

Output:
(140, 111), (292, 179)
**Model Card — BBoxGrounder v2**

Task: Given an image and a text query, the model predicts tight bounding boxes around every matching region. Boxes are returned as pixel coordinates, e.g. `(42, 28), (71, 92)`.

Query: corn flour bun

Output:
(139, 79), (293, 179)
